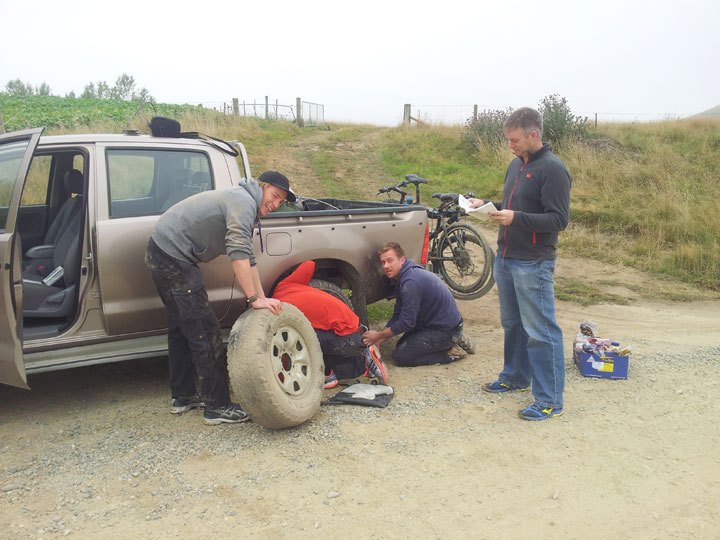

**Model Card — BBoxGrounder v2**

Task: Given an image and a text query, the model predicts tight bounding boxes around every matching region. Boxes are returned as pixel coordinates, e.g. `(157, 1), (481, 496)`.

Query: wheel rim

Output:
(270, 325), (313, 397)
(438, 227), (490, 292)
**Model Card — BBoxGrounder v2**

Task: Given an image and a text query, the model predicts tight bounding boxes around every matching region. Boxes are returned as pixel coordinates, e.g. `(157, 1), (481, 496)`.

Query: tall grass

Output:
(377, 119), (720, 290)
(379, 124), (506, 201)
(561, 119), (720, 289)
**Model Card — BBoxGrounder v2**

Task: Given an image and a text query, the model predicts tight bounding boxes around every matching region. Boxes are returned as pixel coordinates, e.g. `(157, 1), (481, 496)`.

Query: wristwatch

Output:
(246, 294), (258, 306)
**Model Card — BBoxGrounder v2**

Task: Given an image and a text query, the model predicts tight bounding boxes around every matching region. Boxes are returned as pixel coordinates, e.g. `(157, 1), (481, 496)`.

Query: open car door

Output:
(0, 128), (43, 389)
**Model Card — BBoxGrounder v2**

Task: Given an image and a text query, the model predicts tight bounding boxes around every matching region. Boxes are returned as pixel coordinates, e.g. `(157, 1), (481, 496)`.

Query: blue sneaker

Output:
(324, 370), (339, 389)
(482, 380), (529, 393)
(519, 404), (564, 421)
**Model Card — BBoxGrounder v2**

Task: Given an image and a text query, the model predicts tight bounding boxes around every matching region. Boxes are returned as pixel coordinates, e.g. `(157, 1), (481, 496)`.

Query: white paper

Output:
(458, 194), (495, 216)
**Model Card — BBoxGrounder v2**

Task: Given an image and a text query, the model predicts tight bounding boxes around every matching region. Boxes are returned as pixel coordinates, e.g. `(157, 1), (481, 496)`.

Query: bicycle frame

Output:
(376, 175), (495, 300)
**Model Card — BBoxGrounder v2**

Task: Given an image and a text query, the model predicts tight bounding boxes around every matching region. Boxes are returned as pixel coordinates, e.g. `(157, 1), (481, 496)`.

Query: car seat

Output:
(24, 169), (84, 275)
(22, 213), (82, 319)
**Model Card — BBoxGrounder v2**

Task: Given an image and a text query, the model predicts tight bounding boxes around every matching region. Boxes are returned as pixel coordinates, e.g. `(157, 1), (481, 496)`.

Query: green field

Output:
(0, 95), (208, 132)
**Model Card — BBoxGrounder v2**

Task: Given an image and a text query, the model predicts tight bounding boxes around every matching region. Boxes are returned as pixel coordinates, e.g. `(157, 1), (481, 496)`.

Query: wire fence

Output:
(404, 104), (702, 126)
(191, 97), (324, 125)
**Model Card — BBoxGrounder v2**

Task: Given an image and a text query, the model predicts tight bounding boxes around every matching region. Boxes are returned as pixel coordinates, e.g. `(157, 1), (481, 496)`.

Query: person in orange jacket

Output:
(273, 260), (388, 388)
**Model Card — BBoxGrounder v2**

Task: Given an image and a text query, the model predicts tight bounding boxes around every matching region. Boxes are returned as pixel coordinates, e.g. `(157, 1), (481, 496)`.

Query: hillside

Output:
(2, 97), (719, 291)
(692, 104), (720, 118)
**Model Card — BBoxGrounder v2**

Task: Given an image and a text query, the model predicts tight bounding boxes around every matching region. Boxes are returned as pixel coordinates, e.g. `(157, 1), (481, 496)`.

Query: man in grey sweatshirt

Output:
(145, 171), (295, 425)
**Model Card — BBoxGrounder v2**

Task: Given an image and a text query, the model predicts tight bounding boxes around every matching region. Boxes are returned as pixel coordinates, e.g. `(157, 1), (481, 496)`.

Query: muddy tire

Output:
(227, 303), (324, 429)
(308, 279), (354, 310)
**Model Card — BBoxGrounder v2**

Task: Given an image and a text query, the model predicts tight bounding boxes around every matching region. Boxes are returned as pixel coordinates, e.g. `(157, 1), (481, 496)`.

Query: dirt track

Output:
(1, 252), (719, 539)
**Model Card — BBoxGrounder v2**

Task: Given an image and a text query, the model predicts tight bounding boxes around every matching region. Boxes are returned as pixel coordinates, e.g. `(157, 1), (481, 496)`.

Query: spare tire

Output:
(227, 303), (324, 429)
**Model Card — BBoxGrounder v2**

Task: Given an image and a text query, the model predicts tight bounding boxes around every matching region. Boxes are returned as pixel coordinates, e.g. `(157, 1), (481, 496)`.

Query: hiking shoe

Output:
(324, 370), (339, 389)
(447, 346), (467, 362)
(456, 334), (476, 355)
(519, 403), (564, 421)
(203, 403), (250, 425)
(170, 395), (204, 414)
(363, 345), (388, 384)
(482, 380), (529, 393)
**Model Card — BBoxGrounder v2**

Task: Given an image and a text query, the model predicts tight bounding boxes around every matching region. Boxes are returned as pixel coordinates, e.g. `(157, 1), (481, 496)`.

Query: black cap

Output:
(257, 170), (296, 202)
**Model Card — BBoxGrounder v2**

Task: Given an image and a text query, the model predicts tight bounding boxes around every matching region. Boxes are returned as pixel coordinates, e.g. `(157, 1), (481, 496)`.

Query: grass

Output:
(559, 119), (720, 290)
(379, 125), (506, 202)
(555, 277), (630, 306)
(367, 300), (395, 324)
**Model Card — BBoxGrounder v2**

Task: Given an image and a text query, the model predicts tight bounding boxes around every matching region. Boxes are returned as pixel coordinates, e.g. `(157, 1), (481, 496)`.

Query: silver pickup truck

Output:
(0, 128), (428, 394)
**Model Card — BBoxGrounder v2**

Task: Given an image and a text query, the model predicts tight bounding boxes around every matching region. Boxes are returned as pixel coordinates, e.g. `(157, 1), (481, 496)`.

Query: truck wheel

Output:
(227, 303), (324, 429)
(308, 279), (354, 310)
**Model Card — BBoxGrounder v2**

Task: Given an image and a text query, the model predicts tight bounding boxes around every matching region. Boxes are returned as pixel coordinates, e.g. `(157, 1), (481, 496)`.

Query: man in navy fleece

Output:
(362, 242), (473, 366)
(468, 107), (571, 421)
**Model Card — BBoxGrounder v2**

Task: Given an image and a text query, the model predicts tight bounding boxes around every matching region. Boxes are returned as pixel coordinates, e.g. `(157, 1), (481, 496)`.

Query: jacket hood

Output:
(396, 259), (424, 281)
(238, 178), (263, 208)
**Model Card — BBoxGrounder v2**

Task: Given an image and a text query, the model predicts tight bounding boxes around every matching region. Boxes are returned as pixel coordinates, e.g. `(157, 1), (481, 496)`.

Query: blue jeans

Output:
(493, 255), (565, 408)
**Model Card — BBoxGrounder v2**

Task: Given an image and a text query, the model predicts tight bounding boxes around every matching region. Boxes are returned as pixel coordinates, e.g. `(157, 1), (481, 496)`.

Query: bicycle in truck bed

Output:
(376, 174), (495, 300)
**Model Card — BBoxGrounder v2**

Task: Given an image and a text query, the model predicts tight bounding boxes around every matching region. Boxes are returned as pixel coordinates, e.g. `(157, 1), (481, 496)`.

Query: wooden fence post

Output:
(296, 97), (304, 127)
(403, 104), (411, 124)
(265, 96), (269, 119)
(232, 98), (239, 116)
(473, 104), (478, 123)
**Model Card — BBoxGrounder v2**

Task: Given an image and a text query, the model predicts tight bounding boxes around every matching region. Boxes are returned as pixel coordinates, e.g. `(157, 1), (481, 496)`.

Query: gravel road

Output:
(2, 271), (720, 539)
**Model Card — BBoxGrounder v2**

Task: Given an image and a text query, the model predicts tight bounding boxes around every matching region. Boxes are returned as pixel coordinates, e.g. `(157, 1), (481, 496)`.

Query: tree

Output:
(132, 87), (154, 103)
(109, 73), (135, 100)
(78, 73), (153, 102)
(97, 81), (110, 99)
(80, 82), (96, 99)
(4, 79), (34, 96)
(36, 82), (51, 96)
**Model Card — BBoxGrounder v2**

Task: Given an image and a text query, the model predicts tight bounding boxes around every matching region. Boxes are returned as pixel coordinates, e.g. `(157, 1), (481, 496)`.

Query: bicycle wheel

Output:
(435, 222), (495, 300)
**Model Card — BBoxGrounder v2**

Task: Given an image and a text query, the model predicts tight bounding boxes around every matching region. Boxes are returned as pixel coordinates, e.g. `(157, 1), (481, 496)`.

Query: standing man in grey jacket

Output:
(145, 171), (295, 425)
(469, 107), (571, 421)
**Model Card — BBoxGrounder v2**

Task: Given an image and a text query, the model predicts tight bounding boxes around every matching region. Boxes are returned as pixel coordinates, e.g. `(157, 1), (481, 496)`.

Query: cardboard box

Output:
(573, 350), (629, 380)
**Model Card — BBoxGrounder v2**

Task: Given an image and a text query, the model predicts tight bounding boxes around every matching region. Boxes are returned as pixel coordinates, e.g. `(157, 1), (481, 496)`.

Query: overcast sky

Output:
(1, 0), (718, 125)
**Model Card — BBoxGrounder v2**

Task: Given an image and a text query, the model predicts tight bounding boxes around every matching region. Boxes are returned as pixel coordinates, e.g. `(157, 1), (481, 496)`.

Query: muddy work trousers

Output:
(314, 329), (366, 379)
(145, 239), (231, 409)
(393, 324), (462, 367)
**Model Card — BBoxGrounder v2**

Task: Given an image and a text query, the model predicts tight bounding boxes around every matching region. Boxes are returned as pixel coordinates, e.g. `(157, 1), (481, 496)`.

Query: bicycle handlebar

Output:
(378, 173), (471, 206)
(377, 185), (407, 195)
(432, 193), (459, 202)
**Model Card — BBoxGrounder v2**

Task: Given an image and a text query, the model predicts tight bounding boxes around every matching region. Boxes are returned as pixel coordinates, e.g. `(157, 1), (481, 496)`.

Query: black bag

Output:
(322, 383), (394, 408)
(148, 116), (238, 157)
(148, 116), (181, 137)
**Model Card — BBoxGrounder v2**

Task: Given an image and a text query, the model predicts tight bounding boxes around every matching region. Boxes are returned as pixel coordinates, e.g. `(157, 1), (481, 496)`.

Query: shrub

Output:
(462, 107), (512, 150)
(538, 94), (588, 147)
(463, 95), (588, 153)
